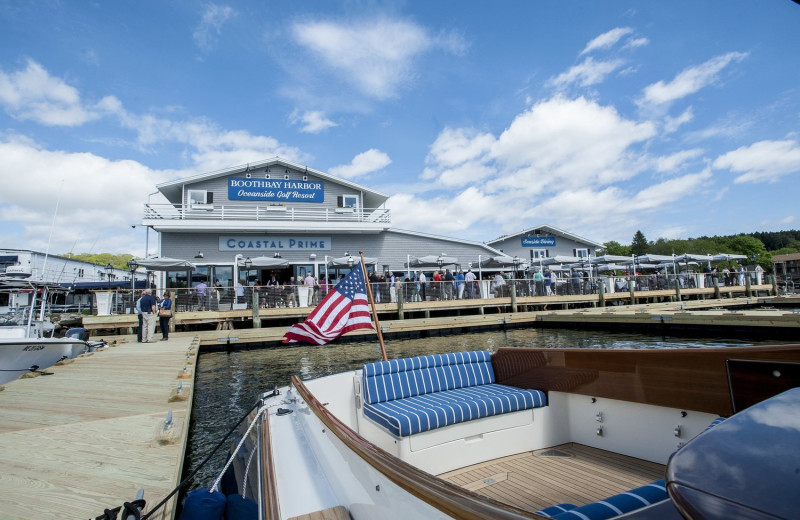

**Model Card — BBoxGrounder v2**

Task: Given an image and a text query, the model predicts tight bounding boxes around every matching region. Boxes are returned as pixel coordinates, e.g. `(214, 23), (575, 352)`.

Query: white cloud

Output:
(0, 136), (176, 255)
(426, 127), (495, 169)
(713, 139), (800, 183)
(291, 17), (464, 99)
(0, 59), (116, 126)
(663, 107), (694, 133)
(639, 52), (748, 107)
(329, 149), (391, 179)
(193, 4), (235, 52)
(580, 27), (634, 55)
(290, 110), (338, 134)
(654, 148), (704, 173)
(547, 57), (626, 89)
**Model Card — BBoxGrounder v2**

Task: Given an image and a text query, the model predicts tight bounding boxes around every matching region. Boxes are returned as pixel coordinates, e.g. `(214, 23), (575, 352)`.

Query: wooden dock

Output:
(0, 335), (199, 519)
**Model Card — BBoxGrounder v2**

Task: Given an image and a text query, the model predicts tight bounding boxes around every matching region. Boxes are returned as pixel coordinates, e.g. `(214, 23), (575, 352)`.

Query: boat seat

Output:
(541, 480), (668, 520)
(361, 351), (547, 437)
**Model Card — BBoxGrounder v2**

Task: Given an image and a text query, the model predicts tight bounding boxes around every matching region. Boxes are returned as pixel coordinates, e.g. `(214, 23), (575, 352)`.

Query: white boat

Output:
(199, 343), (800, 520)
(0, 278), (97, 385)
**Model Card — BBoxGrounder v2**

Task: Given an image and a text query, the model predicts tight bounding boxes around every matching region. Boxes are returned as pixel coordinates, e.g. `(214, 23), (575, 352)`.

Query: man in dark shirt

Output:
(140, 289), (157, 342)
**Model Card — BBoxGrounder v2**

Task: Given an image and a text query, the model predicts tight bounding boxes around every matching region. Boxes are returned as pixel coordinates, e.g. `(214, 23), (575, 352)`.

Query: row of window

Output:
(186, 190), (359, 209)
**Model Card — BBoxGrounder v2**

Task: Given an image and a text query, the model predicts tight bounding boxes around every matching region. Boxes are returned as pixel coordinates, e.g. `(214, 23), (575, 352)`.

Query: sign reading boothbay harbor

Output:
(228, 178), (324, 202)
(521, 236), (556, 247)
(220, 236), (332, 251)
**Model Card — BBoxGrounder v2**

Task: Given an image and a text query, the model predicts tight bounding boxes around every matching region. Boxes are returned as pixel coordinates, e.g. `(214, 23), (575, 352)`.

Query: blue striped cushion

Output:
(535, 504), (577, 518)
(363, 383), (547, 437)
(552, 480), (668, 520)
(362, 351), (495, 405)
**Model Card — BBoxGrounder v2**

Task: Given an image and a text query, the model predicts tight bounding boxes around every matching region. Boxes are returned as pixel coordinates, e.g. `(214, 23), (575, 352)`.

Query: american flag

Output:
(283, 266), (374, 345)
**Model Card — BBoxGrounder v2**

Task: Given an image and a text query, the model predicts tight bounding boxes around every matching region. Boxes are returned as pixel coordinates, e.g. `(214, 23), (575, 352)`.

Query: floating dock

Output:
(0, 335), (198, 519)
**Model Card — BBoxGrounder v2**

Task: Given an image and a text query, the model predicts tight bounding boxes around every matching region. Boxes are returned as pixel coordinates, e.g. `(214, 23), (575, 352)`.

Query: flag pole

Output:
(359, 251), (388, 361)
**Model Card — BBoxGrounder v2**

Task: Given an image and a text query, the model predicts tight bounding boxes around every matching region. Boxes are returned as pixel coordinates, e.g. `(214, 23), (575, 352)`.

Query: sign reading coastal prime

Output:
(228, 178), (324, 203)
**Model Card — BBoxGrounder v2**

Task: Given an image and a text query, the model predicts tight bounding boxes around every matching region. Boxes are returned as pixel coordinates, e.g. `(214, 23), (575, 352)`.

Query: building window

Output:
(530, 249), (549, 259)
(573, 248), (589, 258)
(188, 189), (213, 207)
(337, 195), (358, 208)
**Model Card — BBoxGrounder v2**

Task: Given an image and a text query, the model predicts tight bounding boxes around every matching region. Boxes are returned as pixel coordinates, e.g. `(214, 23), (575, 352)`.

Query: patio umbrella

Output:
(135, 257), (196, 271)
(239, 256), (289, 268)
(328, 256), (378, 267)
(589, 255), (632, 264)
(479, 255), (521, 269)
(405, 255), (458, 268)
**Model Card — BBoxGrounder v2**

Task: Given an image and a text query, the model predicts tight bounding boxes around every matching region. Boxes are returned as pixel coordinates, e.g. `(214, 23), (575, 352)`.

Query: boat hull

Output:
(0, 338), (88, 384)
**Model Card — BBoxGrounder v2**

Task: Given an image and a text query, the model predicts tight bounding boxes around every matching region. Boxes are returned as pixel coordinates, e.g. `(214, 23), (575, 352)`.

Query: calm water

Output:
(180, 327), (784, 494)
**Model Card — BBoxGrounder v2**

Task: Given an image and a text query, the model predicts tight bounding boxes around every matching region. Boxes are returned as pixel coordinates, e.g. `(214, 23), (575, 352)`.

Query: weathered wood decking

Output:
(0, 335), (198, 519)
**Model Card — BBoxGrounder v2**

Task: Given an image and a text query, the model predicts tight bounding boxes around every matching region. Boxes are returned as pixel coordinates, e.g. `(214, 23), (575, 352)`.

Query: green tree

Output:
(602, 240), (631, 256)
(630, 230), (648, 256)
(67, 253), (137, 270)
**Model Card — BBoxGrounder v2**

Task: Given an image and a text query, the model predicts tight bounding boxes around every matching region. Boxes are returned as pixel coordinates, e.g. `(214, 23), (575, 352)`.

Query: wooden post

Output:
(510, 283), (517, 313)
(745, 274), (752, 297)
(598, 279), (605, 308)
(252, 291), (261, 329)
(397, 286), (404, 320)
(629, 280), (635, 306)
(714, 280), (721, 299)
(360, 252), (388, 361)
(771, 274), (778, 296)
(674, 279), (682, 302)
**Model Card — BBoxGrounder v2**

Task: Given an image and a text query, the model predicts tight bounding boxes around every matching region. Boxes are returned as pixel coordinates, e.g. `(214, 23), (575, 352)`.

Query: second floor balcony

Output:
(143, 203), (392, 232)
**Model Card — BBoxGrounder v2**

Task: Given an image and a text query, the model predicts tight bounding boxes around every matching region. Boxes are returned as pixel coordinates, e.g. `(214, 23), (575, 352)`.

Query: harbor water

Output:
(180, 327), (790, 495)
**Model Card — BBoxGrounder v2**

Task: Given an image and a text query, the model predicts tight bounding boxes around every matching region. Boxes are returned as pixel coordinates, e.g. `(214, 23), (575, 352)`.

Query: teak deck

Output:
(0, 334), (199, 519)
(439, 444), (665, 513)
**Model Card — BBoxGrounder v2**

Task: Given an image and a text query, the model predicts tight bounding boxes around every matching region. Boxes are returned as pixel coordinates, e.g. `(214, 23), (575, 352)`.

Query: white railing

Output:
(143, 203), (391, 224)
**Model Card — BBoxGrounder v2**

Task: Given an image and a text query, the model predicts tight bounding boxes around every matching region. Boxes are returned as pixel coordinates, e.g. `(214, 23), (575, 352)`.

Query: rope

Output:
(210, 403), (270, 493)
(240, 437), (259, 498)
(138, 400), (260, 520)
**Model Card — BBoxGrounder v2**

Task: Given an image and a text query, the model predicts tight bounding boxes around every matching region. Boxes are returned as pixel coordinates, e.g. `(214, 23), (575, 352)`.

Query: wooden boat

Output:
(213, 344), (800, 520)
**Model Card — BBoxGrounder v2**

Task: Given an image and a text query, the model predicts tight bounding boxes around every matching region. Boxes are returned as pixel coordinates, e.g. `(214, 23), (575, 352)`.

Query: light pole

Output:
(127, 259), (138, 313)
(105, 263), (113, 289)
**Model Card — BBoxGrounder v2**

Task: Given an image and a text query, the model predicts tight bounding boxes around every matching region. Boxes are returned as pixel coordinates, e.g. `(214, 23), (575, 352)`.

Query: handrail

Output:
(259, 405), (281, 520)
(143, 203), (392, 224)
(290, 375), (544, 520)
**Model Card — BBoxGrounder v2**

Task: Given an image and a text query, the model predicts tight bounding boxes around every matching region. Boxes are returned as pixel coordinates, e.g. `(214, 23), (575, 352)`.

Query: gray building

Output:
(142, 158), (602, 288)
(487, 225), (604, 264)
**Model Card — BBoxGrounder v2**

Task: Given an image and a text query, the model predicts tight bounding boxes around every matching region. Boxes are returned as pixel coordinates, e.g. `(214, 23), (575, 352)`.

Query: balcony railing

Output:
(143, 203), (391, 224)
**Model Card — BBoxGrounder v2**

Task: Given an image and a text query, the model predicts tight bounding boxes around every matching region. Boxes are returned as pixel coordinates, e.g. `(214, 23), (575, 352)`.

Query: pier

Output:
(0, 335), (198, 519)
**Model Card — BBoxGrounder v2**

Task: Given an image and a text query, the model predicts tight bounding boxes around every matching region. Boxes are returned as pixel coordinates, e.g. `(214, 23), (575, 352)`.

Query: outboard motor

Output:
(65, 327), (89, 341)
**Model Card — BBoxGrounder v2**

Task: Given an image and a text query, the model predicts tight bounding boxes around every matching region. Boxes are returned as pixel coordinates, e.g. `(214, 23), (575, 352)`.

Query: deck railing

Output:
(80, 270), (780, 316)
(143, 203), (391, 224)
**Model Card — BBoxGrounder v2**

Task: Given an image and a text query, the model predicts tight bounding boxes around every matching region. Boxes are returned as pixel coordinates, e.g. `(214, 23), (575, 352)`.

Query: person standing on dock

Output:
(465, 269), (476, 299)
(158, 291), (172, 341)
(135, 292), (144, 342)
(140, 289), (157, 343)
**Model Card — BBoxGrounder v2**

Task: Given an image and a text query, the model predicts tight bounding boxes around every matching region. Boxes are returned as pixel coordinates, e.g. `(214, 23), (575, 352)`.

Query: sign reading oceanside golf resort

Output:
(521, 236), (556, 247)
(220, 236), (332, 251)
(228, 178), (324, 202)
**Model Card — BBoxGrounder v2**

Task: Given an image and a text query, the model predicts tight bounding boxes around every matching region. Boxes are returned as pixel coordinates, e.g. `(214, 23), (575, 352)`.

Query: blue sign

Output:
(227, 178), (324, 202)
(521, 236), (556, 247)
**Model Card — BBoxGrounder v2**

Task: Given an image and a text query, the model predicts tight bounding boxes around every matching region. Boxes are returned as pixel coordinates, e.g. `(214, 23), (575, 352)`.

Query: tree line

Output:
(603, 229), (800, 268)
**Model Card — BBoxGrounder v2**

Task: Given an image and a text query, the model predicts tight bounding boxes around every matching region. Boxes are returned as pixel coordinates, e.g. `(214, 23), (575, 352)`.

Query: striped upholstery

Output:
(551, 480), (668, 520)
(535, 504), (577, 518)
(362, 351), (547, 437)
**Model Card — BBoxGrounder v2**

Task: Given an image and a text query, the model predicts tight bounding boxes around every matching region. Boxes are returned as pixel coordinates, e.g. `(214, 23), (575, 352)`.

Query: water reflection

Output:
(181, 327), (783, 494)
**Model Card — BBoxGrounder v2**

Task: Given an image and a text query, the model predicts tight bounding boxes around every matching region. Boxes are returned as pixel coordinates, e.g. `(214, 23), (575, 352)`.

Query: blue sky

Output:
(1, 1), (799, 257)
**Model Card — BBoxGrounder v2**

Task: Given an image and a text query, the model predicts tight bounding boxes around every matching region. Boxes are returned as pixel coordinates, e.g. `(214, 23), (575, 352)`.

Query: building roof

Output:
(772, 252), (800, 262)
(486, 224), (604, 248)
(156, 156), (390, 208)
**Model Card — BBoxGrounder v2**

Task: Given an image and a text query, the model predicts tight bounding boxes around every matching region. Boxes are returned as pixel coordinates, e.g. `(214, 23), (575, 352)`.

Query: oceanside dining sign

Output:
(220, 236), (331, 251)
(521, 236), (556, 247)
(227, 178), (324, 202)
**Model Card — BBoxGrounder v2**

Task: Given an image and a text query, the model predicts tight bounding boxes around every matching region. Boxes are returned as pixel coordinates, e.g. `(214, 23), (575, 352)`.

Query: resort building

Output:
(487, 225), (604, 263)
(142, 157), (602, 288)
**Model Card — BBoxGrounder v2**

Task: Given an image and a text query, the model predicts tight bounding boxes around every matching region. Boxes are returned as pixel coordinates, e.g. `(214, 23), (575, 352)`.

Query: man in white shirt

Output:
(464, 269), (476, 299)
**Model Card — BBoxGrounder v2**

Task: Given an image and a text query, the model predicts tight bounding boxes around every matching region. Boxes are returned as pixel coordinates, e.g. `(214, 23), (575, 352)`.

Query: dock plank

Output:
(0, 336), (198, 519)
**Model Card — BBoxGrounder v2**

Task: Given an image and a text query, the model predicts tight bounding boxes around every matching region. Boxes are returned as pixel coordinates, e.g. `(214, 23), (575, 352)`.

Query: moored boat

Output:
(212, 343), (800, 520)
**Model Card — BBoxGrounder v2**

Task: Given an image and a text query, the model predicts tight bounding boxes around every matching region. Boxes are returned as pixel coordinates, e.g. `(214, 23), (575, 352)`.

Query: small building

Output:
(142, 157), (604, 290)
(772, 252), (800, 282)
(486, 225), (604, 265)
(0, 249), (143, 311)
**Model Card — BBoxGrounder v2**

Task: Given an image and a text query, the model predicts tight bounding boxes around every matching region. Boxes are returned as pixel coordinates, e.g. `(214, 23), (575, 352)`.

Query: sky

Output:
(1, 1), (799, 257)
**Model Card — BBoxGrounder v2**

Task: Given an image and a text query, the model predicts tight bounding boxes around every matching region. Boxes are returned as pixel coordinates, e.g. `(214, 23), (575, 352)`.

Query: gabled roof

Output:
(773, 252), (800, 262)
(156, 156), (390, 208)
(487, 224), (604, 248)
(388, 228), (504, 253)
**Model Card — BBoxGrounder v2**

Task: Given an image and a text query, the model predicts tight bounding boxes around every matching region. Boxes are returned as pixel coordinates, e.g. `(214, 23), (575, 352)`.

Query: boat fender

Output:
(178, 488), (225, 520)
(225, 494), (258, 520)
